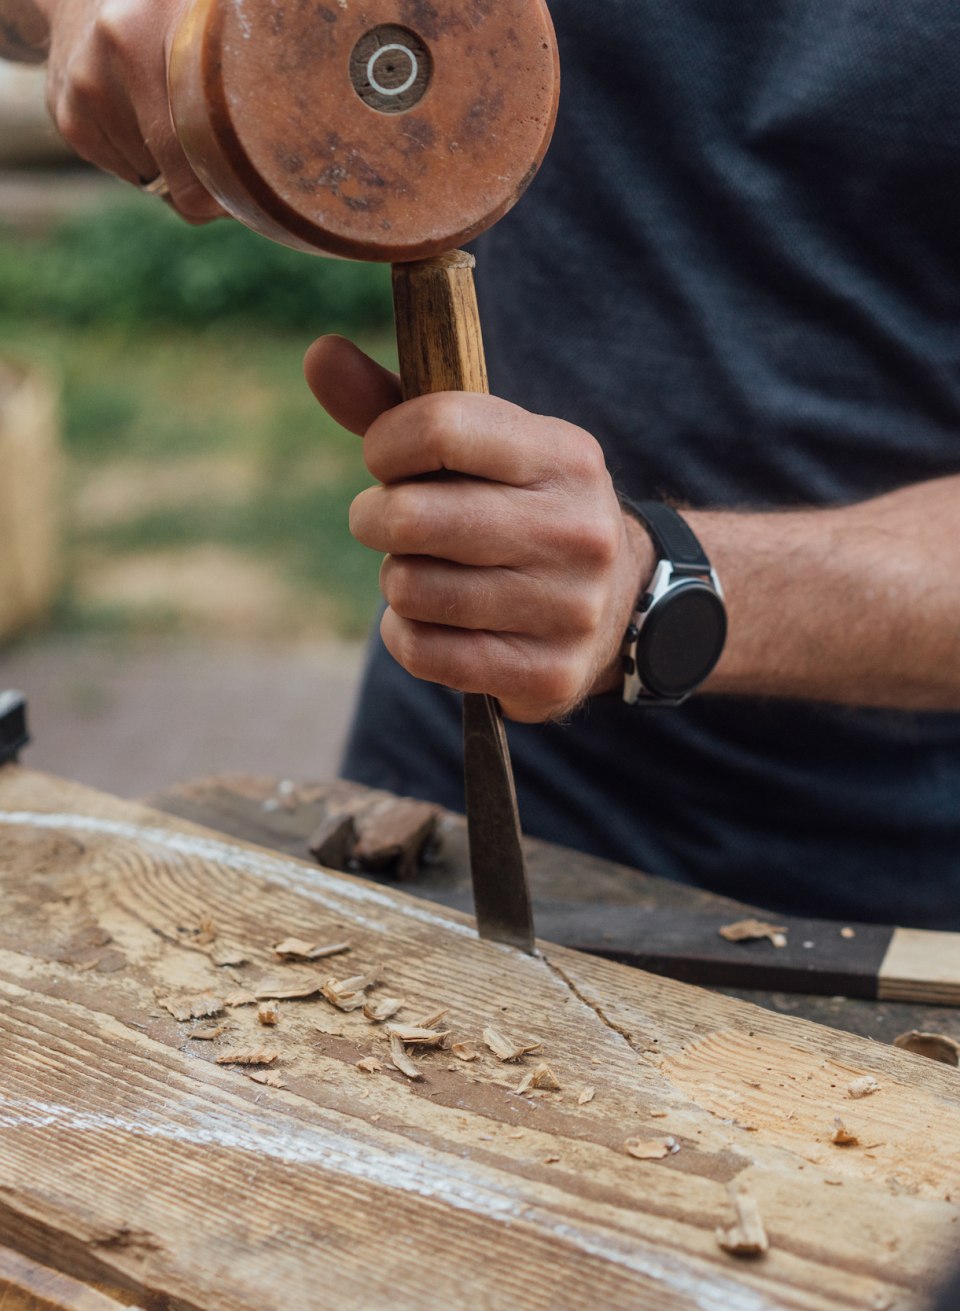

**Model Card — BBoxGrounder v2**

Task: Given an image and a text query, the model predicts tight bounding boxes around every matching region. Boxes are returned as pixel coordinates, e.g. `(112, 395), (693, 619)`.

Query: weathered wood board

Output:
(0, 765), (958, 1311)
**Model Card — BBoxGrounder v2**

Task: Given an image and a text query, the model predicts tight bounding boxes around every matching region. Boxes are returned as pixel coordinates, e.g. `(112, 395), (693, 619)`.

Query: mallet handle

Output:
(391, 253), (534, 953)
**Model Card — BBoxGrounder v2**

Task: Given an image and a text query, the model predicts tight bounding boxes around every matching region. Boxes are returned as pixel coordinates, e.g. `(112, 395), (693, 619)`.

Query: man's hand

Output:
(31, 0), (222, 221)
(306, 336), (654, 724)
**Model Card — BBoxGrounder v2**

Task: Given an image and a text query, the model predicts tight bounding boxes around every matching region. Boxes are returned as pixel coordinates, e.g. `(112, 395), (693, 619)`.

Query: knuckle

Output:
(381, 557), (419, 617)
(386, 486), (429, 552)
(570, 512), (620, 568)
(418, 394), (463, 463)
(562, 589), (606, 637)
(95, 0), (136, 54)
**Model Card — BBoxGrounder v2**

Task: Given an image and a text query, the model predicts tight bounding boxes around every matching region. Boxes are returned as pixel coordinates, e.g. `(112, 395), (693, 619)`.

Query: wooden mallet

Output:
(169, 0), (560, 951)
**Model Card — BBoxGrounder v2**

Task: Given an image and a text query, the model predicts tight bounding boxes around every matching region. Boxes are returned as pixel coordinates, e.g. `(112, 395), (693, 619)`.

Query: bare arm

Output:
(684, 474), (960, 710)
(0, 0), (48, 62)
(307, 338), (960, 721)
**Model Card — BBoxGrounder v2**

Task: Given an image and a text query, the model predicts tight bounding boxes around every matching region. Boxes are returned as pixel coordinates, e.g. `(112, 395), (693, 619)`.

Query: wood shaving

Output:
(208, 943), (249, 967)
(483, 1026), (543, 1062)
(648, 1109), (668, 1118)
(716, 1189), (769, 1257)
(357, 1057), (383, 1074)
(452, 1043), (479, 1062)
(413, 1008), (449, 1029)
(258, 1004), (280, 1026)
(840, 926), (856, 939)
(386, 1024), (450, 1048)
(247, 1070), (286, 1088)
(625, 1136), (680, 1160)
(848, 1075), (881, 1099)
(338, 964), (384, 992)
(189, 1025), (227, 1041)
(224, 989), (258, 1008)
(254, 974), (325, 1001)
(216, 1050), (279, 1067)
(362, 997), (404, 1023)
(517, 1063), (560, 1094)
(157, 993), (223, 1023)
(578, 1086), (596, 1106)
(831, 1117), (859, 1146)
(543, 1155), (560, 1164)
(389, 1034), (423, 1081)
(718, 919), (788, 948)
(273, 938), (351, 961)
(893, 1030), (960, 1067)
(320, 979), (367, 1012)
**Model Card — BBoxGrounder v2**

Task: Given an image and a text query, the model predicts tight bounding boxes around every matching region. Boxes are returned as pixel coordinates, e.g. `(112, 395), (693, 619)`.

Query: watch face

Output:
(638, 581), (727, 698)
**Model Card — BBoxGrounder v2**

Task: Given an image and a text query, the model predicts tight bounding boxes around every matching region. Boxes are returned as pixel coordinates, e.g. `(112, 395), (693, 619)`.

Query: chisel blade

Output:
(463, 692), (535, 953)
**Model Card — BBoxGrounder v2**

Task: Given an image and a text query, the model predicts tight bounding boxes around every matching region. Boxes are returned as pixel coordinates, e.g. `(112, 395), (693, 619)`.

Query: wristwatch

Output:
(620, 499), (727, 706)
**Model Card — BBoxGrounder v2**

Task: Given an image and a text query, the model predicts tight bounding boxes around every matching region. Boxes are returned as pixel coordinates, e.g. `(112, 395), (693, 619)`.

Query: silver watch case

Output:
(622, 559), (726, 707)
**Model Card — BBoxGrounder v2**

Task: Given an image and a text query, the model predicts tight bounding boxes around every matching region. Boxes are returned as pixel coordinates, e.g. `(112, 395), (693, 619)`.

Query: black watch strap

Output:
(621, 499), (710, 574)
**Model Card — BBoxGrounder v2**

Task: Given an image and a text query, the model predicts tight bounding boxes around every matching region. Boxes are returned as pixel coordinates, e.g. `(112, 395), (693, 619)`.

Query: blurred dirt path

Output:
(0, 634), (366, 797)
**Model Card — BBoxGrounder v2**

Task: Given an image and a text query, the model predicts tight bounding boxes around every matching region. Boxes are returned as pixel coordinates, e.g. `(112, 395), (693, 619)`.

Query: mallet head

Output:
(170, 0), (560, 262)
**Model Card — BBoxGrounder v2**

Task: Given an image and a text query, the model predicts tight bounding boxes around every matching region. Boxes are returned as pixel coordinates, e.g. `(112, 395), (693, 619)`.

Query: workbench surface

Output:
(1, 765), (958, 1311)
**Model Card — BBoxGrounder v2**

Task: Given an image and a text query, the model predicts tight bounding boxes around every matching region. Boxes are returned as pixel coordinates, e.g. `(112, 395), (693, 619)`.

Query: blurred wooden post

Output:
(0, 358), (61, 641)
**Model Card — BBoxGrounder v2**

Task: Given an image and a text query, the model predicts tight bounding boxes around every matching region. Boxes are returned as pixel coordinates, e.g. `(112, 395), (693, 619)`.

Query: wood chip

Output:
(189, 1025), (227, 1041)
(578, 1086), (596, 1106)
(893, 1030), (960, 1067)
(831, 1117), (859, 1146)
(389, 1034), (423, 1081)
(320, 980), (367, 1012)
(543, 1155), (560, 1164)
(337, 964), (384, 992)
(157, 993), (223, 1023)
(223, 989), (258, 1008)
(247, 1070), (286, 1088)
(848, 1075), (881, 1099)
(518, 1063), (560, 1093)
(718, 919), (788, 948)
(273, 938), (351, 961)
(258, 1004), (280, 1026)
(356, 1057), (383, 1074)
(625, 1136), (680, 1160)
(386, 1024), (450, 1048)
(413, 1008), (449, 1029)
(716, 1189), (769, 1257)
(216, 1050), (279, 1067)
(208, 944), (249, 968)
(483, 1026), (543, 1062)
(840, 926), (856, 939)
(362, 997), (404, 1023)
(451, 1043), (479, 1062)
(254, 973), (325, 1001)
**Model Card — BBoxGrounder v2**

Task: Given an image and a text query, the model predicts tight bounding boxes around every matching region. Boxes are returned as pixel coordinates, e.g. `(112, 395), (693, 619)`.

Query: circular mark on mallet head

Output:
(350, 25), (432, 115)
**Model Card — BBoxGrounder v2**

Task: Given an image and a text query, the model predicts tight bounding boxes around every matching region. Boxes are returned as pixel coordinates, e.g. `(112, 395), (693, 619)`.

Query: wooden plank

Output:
(1, 765), (959, 1311)
(146, 775), (960, 1036)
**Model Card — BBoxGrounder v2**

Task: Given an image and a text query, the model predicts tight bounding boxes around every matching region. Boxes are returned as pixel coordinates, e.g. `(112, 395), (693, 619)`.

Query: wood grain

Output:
(0, 765), (959, 1311)
(879, 929), (960, 1006)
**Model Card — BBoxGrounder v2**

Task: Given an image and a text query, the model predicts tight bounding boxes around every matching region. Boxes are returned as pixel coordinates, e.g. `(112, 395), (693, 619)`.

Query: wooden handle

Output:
(391, 251), (488, 400)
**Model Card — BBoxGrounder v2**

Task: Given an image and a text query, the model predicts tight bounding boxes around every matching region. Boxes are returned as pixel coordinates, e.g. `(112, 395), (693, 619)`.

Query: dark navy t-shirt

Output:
(343, 1), (960, 927)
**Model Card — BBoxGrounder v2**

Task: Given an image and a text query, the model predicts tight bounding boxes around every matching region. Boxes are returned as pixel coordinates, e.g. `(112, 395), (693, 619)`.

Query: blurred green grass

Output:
(0, 193), (397, 637)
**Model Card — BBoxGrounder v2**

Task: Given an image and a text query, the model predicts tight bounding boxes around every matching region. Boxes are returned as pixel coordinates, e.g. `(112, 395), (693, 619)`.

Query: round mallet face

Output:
(170, 0), (560, 262)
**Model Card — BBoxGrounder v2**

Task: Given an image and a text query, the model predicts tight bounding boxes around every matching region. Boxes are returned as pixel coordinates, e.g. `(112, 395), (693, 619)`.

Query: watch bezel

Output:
(623, 559), (727, 706)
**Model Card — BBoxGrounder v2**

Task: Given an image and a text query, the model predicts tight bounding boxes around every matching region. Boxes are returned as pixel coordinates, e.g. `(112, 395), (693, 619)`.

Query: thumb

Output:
(304, 335), (402, 436)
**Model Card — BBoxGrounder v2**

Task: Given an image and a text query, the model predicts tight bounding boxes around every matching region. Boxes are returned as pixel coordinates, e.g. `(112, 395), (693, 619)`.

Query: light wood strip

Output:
(878, 928), (960, 1005)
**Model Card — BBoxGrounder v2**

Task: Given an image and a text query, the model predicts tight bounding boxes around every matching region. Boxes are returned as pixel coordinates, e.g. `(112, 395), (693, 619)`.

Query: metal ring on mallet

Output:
(168, 0), (560, 951)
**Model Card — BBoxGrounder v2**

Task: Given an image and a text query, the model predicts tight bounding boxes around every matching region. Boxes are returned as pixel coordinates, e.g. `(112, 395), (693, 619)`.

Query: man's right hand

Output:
(33, 0), (223, 222)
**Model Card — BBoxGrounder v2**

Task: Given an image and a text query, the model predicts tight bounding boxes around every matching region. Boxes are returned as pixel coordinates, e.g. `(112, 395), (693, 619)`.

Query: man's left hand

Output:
(306, 335), (653, 723)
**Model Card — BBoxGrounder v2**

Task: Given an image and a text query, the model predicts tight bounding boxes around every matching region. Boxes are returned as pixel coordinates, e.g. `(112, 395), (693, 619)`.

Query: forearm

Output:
(0, 0), (49, 63)
(684, 474), (960, 710)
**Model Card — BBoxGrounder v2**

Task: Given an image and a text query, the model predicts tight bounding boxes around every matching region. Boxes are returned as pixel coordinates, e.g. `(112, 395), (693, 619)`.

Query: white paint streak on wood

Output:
(0, 811), (492, 943)
(0, 1092), (774, 1311)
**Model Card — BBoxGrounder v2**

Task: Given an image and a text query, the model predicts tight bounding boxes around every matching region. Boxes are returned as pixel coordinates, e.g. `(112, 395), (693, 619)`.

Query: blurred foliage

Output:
(0, 193), (397, 637)
(0, 193), (393, 330)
